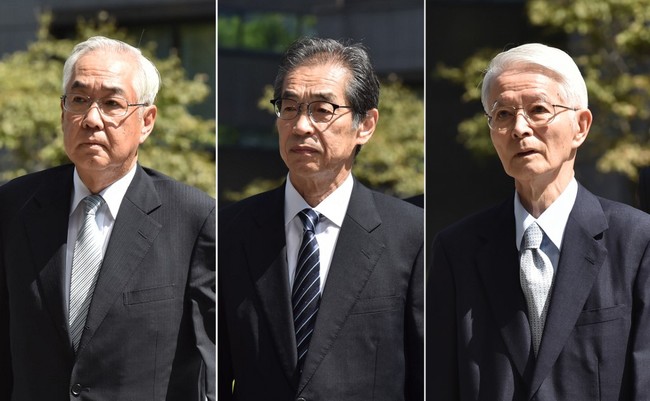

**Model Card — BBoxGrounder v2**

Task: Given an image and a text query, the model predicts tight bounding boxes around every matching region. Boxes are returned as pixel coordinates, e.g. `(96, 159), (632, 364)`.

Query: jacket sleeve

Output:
(428, 234), (460, 400)
(189, 206), (216, 401)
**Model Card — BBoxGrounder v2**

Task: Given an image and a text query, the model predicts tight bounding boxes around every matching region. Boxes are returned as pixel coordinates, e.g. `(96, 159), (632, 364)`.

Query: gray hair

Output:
(273, 37), (380, 127)
(481, 43), (588, 112)
(62, 36), (161, 105)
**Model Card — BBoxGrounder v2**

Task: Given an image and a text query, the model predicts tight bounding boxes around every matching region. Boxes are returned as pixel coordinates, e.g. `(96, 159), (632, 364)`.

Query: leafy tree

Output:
(223, 79), (424, 201)
(437, 0), (650, 180)
(0, 13), (215, 195)
(218, 13), (317, 52)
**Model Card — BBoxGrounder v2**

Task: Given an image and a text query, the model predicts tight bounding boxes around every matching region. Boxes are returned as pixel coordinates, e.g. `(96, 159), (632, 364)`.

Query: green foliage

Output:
(224, 80), (424, 201)
(218, 13), (317, 52)
(439, 0), (650, 180)
(0, 13), (215, 195)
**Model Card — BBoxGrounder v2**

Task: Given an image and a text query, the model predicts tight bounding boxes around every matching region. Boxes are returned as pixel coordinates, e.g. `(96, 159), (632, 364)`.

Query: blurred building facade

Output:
(0, 0), (215, 118)
(218, 0), (424, 207)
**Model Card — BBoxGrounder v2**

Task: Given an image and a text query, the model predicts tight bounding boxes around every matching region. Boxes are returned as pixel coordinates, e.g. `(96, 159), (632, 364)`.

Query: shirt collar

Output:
(70, 164), (138, 219)
(514, 177), (578, 251)
(284, 172), (354, 228)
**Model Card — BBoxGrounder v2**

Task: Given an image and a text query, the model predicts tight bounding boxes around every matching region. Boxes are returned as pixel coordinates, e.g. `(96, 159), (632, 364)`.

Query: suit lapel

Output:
(245, 186), (300, 385)
(77, 166), (162, 353)
(528, 186), (608, 398)
(297, 181), (385, 392)
(475, 199), (535, 383)
(23, 166), (75, 352)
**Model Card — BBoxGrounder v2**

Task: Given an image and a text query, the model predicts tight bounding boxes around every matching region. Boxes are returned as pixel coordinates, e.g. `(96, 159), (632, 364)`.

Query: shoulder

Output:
(0, 164), (72, 193)
(218, 185), (284, 230)
(0, 165), (73, 209)
(596, 194), (650, 238)
(140, 166), (214, 210)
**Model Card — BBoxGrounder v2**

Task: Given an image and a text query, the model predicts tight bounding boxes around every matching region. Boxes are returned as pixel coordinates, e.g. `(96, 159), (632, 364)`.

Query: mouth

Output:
(291, 145), (318, 155)
(516, 149), (537, 157)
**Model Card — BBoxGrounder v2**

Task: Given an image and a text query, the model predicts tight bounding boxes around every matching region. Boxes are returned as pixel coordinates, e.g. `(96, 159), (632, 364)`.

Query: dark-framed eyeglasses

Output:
(270, 98), (354, 123)
(61, 93), (148, 118)
(486, 101), (578, 130)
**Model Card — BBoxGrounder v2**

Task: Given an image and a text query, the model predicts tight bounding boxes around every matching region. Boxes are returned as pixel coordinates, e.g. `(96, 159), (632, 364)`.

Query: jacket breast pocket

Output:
(123, 284), (176, 305)
(350, 295), (404, 315)
(575, 304), (630, 326)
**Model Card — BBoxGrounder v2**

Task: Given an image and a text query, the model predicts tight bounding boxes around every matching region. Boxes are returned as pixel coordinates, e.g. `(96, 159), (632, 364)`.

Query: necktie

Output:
(520, 222), (554, 355)
(292, 208), (321, 370)
(69, 194), (105, 351)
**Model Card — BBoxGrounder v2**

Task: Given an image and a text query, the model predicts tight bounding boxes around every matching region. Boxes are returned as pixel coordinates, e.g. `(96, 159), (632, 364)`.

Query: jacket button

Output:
(71, 383), (82, 396)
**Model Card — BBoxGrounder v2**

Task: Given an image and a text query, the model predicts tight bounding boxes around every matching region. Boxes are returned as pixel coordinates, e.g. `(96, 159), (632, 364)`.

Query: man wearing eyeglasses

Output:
(219, 37), (424, 401)
(430, 43), (650, 400)
(0, 36), (215, 400)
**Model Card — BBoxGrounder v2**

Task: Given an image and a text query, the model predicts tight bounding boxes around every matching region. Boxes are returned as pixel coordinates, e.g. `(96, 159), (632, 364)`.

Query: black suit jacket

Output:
(0, 164), (215, 401)
(429, 184), (650, 400)
(218, 179), (424, 401)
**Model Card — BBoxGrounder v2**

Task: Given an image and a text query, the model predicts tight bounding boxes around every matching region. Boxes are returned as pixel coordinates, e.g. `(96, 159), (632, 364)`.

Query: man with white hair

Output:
(430, 43), (650, 400)
(0, 36), (215, 400)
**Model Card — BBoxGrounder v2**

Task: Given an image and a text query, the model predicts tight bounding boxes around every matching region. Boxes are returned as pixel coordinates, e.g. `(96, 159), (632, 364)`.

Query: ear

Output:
(572, 108), (592, 148)
(356, 108), (378, 146)
(139, 105), (157, 144)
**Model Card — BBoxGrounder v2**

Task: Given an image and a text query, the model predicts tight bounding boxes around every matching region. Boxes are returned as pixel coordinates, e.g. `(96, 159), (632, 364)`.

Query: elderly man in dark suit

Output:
(219, 37), (424, 401)
(430, 43), (650, 400)
(0, 36), (215, 400)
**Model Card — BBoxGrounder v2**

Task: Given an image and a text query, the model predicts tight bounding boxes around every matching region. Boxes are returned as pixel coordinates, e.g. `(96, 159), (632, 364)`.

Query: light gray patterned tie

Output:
(520, 222), (554, 355)
(69, 194), (105, 351)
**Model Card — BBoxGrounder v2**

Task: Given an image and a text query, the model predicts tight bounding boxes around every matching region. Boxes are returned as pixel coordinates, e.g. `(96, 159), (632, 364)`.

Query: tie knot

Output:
(82, 194), (104, 216)
(298, 208), (319, 233)
(522, 222), (543, 250)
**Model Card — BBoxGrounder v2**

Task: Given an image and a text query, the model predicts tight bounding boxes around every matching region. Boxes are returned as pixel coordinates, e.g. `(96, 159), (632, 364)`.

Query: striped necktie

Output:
(292, 208), (321, 371)
(69, 194), (105, 351)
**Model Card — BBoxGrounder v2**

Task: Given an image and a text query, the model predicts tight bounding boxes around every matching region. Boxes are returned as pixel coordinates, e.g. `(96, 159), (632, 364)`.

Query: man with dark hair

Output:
(219, 37), (424, 401)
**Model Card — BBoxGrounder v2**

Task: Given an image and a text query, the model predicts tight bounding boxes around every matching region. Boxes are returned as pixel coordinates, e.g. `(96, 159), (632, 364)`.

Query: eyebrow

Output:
(70, 81), (128, 97)
(281, 90), (338, 103)
(492, 94), (552, 107)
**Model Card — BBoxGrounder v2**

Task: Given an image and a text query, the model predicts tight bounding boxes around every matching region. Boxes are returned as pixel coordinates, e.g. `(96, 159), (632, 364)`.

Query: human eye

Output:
(278, 99), (297, 114)
(527, 102), (553, 115)
(69, 94), (89, 104)
(493, 107), (514, 121)
(311, 101), (335, 117)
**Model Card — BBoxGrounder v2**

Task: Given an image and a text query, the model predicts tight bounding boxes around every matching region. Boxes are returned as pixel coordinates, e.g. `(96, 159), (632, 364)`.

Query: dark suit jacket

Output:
(0, 164), (215, 401)
(218, 179), (424, 401)
(429, 184), (650, 400)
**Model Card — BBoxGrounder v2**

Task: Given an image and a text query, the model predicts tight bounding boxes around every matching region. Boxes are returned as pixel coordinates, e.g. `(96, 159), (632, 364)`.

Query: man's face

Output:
(487, 69), (591, 184)
(276, 62), (376, 189)
(61, 50), (156, 183)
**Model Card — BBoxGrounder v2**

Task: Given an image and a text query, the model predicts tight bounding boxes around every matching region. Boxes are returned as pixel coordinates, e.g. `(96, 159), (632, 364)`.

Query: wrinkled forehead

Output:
(489, 66), (565, 105)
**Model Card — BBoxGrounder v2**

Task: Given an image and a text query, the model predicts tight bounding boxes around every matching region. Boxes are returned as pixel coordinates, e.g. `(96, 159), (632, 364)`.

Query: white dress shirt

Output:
(64, 165), (137, 307)
(284, 173), (353, 293)
(514, 177), (579, 269)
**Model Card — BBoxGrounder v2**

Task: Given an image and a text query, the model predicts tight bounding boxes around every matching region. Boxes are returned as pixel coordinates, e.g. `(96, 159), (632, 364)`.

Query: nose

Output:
(511, 111), (532, 138)
(292, 105), (314, 135)
(81, 102), (105, 129)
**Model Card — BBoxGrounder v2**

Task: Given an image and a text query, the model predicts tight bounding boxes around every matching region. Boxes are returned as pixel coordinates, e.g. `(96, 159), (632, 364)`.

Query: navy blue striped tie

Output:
(292, 208), (321, 370)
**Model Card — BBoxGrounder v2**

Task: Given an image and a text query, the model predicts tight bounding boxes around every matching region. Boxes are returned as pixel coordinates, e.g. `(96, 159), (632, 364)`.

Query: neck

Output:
(291, 171), (350, 207)
(515, 169), (574, 218)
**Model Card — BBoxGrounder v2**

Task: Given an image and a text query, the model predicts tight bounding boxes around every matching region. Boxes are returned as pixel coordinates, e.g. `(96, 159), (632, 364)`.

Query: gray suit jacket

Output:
(429, 184), (650, 400)
(219, 178), (424, 401)
(0, 164), (215, 401)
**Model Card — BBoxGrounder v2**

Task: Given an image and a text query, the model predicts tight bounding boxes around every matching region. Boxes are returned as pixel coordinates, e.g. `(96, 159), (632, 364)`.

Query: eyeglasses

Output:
(270, 98), (353, 123)
(61, 93), (148, 118)
(486, 101), (578, 130)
